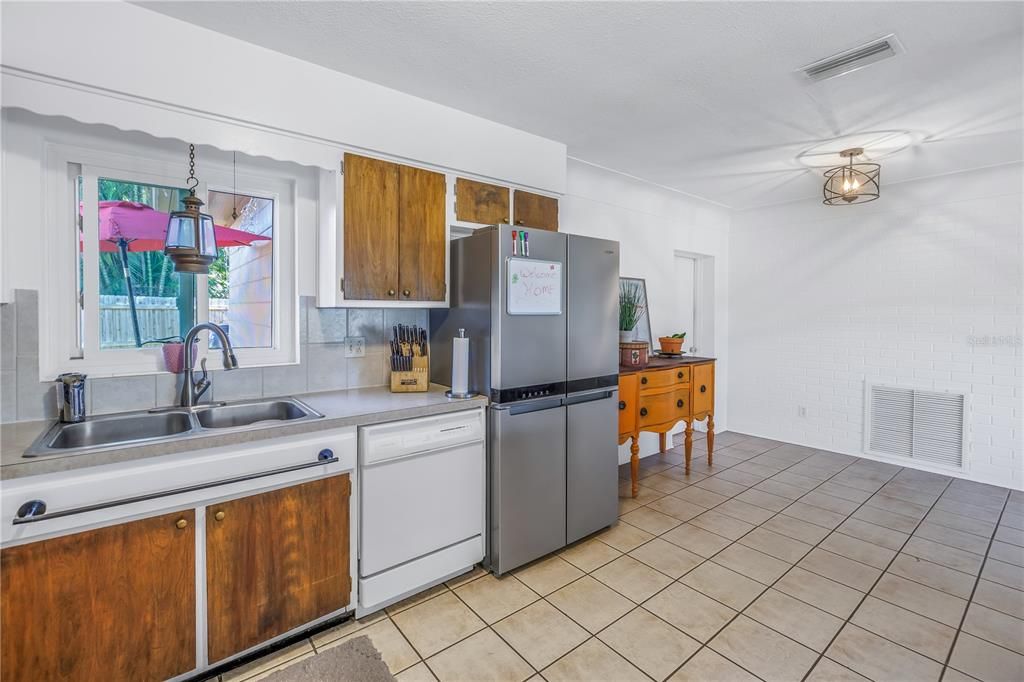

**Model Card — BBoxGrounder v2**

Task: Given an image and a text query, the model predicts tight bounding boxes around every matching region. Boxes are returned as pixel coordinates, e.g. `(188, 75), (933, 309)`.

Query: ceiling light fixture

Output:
(164, 144), (218, 273)
(823, 148), (880, 205)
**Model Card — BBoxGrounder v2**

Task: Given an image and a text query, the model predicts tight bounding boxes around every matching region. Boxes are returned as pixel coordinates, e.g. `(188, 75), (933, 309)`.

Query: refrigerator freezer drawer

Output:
(489, 401), (567, 574)
(567, 392), (619, 544)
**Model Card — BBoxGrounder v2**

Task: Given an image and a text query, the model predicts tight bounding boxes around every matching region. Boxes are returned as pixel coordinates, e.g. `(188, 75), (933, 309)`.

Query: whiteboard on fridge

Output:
(507, 257), (562, 315)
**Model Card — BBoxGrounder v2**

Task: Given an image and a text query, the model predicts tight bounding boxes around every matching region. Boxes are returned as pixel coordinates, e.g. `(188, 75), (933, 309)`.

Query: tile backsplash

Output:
(0, 292), (427, 422)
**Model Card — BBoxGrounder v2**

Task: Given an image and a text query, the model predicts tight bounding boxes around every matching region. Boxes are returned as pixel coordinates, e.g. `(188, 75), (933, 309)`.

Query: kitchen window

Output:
(43, 142), (297, 379)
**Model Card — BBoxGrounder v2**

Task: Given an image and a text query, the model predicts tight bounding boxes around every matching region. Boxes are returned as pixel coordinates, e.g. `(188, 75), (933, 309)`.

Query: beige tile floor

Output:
(214, 431), (1024, 682)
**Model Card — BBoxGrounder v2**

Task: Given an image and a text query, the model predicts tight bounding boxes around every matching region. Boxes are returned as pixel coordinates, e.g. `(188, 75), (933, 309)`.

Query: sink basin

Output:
(193, 399), (320, 429)
(23, 397), (322, 458)
(44, 412), (194, 451)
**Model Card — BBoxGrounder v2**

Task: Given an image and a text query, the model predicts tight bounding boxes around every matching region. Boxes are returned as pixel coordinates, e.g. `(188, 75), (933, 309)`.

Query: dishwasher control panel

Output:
(359, 408), (485, 466)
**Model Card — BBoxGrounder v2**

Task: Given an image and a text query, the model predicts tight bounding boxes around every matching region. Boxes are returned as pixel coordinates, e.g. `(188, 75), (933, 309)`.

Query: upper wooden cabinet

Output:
(455, 177), (510, 225)
(206, 474), (352, 663)
(1, 511), (197, 682)
(342, 154), (446, 302)
(513, 190), (559, 232)
(399, 165), (447, 301)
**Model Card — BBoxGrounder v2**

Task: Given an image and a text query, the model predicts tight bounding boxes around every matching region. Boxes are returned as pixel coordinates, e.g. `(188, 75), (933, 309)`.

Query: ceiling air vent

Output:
(864, 383), (966, 470)
(800, 35), (904, 83)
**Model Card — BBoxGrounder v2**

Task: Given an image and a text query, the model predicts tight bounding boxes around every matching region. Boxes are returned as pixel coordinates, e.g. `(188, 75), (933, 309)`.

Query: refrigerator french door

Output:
(565, 235), (620, 544)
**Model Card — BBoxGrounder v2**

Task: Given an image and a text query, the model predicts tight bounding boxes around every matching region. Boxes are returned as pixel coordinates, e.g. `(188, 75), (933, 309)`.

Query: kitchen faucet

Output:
(179, 322), (238, 408)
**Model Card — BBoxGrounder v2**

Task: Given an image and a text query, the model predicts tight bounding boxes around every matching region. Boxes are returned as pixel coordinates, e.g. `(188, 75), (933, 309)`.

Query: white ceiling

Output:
(140, 1), (1023, 210)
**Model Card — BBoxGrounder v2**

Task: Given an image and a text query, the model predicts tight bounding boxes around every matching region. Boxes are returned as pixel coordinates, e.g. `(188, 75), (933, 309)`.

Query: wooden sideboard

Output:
(618, 357), (716, 497)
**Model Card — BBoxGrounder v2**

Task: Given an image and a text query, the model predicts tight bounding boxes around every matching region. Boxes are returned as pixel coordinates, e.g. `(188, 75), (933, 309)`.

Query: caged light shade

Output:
(823, 147), (880, 205)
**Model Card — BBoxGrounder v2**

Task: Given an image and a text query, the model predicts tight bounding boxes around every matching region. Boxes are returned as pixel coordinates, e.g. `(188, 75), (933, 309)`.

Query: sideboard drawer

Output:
(673, 389), (691, 419)
(674, 367), (691, 385)
(638, 392), (675, 427)
(638, 369), (674, 391)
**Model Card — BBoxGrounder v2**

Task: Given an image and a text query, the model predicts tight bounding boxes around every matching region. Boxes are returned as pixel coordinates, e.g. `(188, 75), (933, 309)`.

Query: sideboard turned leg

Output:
(630, 436), (640, 498)
(684, 421), (693, 472)
(659, 432), (667, 454)
(707, 415), (715, 466)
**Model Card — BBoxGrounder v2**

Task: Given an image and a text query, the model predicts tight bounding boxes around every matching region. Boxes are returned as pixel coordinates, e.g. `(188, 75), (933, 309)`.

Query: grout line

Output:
(938, 491), (1013, 681)
(798, 474), (959, 681)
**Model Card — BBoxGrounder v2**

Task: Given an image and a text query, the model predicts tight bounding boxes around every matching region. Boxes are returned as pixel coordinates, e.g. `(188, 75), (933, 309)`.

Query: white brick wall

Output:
(728, 163), (1023, 489)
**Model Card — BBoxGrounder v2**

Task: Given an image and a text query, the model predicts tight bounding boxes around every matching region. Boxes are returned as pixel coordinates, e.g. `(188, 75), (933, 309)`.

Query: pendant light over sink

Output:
(823, 147), (881, 205)
(164, 143), (218, 273)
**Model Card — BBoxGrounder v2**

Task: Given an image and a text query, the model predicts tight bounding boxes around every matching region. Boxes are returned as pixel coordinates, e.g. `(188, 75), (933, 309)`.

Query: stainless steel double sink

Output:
(24, 398), (323, 457)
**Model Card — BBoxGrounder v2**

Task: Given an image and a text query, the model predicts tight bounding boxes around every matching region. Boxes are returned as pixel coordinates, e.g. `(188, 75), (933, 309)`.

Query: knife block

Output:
(390, 346), (430, 393)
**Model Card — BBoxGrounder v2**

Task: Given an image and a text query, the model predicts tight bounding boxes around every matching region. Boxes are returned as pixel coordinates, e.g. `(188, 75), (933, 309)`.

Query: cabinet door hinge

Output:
(339, 159), (345, 174)
(340, 277), (345, 293)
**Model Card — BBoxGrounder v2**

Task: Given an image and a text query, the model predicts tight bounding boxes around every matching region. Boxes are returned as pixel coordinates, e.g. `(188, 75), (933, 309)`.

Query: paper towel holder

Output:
(446, 328), (478, 400)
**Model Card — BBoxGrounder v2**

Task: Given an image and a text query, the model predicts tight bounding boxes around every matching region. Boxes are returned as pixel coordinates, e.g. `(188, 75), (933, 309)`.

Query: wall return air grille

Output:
(864, 383), (966, 469)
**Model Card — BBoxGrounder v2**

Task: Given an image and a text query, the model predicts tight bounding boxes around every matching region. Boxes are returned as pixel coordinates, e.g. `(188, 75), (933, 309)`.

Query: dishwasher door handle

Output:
(11, 455), (339, 525)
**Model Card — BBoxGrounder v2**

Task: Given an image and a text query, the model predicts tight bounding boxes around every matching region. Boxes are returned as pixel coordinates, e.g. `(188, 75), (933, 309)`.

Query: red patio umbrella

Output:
(87, 200), (272, 347)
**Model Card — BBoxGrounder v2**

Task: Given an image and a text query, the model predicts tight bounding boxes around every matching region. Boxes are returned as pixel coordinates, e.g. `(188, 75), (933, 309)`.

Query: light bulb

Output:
(842, 179), (851, 192)
(852, 179), (860, 191)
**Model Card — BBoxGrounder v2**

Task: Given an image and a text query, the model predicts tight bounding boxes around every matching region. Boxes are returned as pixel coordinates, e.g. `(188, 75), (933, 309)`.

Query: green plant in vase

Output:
(619, 281), (645, 343)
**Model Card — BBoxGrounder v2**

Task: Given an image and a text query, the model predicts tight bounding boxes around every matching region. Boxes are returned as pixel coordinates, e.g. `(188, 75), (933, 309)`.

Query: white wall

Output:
(728, 163), (1024, 489)
(560, 159), (732, 464)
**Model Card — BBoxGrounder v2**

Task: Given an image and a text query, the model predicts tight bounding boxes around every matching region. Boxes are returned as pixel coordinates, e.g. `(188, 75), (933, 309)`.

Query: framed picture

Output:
(620, 277), (652, 346)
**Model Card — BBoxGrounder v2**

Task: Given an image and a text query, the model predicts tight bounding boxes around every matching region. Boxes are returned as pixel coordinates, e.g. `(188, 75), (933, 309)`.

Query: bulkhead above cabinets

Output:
(316, 156), (561, 309)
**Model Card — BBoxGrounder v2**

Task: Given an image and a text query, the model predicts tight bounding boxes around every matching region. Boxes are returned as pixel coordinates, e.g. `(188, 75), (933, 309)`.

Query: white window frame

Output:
(40, 142), (298, 379)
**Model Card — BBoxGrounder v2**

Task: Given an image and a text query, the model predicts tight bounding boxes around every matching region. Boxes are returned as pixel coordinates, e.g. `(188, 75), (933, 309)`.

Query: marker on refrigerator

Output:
(512, 230), (519, 256)
(524, 231), (530, 257)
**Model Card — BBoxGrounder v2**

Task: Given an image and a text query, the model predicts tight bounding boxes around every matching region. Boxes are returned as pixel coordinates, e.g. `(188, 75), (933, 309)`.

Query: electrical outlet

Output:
(798, 406), (807, 418)
(345, 336), (365, 358)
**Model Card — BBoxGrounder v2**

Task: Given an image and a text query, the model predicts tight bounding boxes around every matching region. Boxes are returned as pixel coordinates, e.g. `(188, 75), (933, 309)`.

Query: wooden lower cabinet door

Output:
(206, 475), (351, 663)
(0, 511), (197, 682)
(618, 374), (638, 436)
(399, 164), (447, 301)
(692, 363), (715, 414)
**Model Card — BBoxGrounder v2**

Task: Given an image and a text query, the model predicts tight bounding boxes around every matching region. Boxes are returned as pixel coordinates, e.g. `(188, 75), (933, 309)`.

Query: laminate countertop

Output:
(0, 385), (486, 480)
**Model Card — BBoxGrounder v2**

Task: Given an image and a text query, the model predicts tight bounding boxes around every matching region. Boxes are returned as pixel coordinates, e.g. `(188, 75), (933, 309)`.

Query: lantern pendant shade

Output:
(823, 147), (880, 206)
(164, 193), (218, 273)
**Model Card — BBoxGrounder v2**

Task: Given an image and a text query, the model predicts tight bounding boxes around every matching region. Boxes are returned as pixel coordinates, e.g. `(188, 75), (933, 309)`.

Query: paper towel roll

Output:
(451, 332), (470, 396)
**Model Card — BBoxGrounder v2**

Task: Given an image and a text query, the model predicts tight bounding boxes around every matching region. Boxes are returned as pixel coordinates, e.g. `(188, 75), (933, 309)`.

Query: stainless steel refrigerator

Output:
(430, 224), (620, 574)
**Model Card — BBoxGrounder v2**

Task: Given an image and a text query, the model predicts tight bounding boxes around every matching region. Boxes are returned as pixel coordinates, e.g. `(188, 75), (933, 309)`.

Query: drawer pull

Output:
(700, 385), (707, 393)
(641, 377), (648, 385)
(640, 407), (648, 417)
(677, 371), (684, 379)
(677, 399), (684, 408)
(618, 401), (626, 410)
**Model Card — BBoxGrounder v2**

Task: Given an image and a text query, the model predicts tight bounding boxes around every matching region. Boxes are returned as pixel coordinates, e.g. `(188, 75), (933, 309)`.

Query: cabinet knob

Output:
(640, 377), (648, 385)
(214, 511), (225, 522)
(175, 518), (188, 529)
(677, 371), (684, 379)
(514, 219), (523, 225)
(502, 217), (509, 223)
(618, 400), (626, 410)
(700, 385), (707, 393)
(387, 289), (396, 297)
(640, 407), (648, 417)
(677, 399), (684, 408)
(403, 289), (411, 297)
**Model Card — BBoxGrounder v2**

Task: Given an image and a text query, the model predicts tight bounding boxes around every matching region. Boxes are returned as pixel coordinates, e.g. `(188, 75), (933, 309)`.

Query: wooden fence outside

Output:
(100, 295), (228, 347)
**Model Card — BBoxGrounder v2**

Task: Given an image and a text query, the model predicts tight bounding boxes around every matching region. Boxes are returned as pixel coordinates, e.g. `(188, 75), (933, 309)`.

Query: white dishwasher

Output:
(358, 407), (485, 614)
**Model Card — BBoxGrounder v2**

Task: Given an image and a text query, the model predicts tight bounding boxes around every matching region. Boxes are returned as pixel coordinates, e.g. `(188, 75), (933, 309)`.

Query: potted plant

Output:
(659, 332), (686, 355)
(619, 280), (645, 343)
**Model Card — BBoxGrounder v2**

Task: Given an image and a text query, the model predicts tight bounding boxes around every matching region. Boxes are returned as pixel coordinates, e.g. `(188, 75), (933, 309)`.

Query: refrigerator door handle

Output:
(564, 389), (616, 405)
(498, 397), (565, 415)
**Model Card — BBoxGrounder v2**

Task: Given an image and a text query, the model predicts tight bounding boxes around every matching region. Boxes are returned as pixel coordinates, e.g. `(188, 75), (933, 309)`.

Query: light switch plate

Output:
(345, 336), (365, 358)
